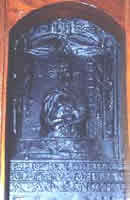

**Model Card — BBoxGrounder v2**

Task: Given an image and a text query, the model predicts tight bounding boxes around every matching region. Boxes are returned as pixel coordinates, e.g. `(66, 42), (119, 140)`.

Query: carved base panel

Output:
(14, 138), (113, 160)
(9, 160), (125, 200)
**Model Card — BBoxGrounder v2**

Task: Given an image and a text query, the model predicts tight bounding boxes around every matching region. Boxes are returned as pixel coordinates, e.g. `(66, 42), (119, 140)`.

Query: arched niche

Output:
(3, 1), (128, 200)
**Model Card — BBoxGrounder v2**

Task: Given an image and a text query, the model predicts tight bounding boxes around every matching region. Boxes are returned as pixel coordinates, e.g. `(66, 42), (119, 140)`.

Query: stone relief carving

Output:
(40, 87), (86, 138)
(8, 18), (125, 200)
(10, 18), (119, 159)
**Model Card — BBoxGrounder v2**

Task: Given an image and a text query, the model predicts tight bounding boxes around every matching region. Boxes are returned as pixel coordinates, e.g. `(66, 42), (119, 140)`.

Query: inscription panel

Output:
(9, 161), (125, 199)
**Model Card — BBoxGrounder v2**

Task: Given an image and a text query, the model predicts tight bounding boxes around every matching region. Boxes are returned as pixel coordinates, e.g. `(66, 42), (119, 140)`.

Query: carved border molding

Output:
(0, 1), (130, 200)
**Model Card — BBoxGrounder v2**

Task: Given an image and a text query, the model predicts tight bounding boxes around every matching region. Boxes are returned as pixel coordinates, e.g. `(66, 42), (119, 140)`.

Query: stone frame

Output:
(0, 0), (130, 199)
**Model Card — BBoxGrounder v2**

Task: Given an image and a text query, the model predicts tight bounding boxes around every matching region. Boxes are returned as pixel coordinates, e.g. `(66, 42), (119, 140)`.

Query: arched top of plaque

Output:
(10, 1), (124, 42)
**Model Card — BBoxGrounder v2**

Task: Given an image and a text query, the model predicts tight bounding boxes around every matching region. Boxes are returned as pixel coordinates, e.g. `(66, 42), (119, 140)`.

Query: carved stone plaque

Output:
(7, 18), (125, 200)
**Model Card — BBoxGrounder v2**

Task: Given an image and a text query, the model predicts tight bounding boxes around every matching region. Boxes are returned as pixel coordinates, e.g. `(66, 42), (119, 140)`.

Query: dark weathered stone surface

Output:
(8, 18), (125, 200)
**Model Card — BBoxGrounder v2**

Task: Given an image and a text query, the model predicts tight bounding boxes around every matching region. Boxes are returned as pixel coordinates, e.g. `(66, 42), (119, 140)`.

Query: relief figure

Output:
(40, 87), (86, 138)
